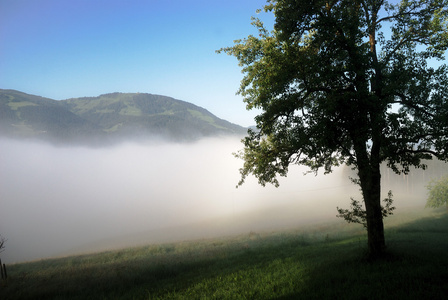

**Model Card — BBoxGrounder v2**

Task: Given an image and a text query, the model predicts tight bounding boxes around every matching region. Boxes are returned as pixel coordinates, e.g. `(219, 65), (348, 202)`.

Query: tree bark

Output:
(364, 183), (385, 255)
(353, 128), (386, 256)
(358, 159), (386, 256)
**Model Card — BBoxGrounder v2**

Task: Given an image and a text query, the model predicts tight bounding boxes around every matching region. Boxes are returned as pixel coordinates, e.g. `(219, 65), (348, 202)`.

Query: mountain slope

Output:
(0, 89), (246, 144)
(0, 89), (103, 142)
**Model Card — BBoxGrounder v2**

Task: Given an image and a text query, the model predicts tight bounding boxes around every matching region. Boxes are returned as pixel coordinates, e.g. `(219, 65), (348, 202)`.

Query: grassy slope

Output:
(0, 90), (247, 142)
(1, 208), (447, 300)
(0, 90), (103, 140)
(63, 93), (245, 136)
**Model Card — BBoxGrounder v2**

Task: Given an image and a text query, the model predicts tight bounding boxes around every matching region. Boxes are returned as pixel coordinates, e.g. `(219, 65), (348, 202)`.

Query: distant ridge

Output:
(0, 89), (247, 145)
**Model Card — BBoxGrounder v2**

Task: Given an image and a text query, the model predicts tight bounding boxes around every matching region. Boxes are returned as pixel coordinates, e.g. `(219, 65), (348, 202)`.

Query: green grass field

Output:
(1, 207), (447, 299)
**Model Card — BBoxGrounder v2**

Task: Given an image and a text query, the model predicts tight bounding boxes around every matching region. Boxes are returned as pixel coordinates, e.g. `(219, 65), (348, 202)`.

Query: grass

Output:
(1, 208), (447, 299)
(187, 109), (227, 130)
(119, 103), (142, 116)
(7, 101), (38, 110)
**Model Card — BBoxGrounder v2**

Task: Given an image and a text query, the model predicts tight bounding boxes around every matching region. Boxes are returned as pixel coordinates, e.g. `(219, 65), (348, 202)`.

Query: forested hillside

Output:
(0, 89), (246, 144)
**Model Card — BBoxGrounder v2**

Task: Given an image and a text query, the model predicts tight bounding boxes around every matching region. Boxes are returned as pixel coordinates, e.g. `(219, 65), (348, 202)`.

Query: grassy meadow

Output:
(1, 207), (447, 299)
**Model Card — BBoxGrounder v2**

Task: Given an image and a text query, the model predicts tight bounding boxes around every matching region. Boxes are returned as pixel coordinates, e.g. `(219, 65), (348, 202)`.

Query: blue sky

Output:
(0, 0), (274, 127)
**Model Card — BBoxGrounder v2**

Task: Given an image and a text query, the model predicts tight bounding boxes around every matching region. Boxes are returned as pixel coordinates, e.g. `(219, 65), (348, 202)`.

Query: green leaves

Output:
(219, 0), (448, 186)
(426, 175), (448, 209)
(220, 0), (448, 256)
(337, 191), (396, 229)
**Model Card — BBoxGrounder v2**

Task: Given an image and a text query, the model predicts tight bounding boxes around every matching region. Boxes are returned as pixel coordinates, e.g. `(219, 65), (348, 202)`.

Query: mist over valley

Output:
(0, 135), (439, 263)
(0, 89), (444, 263)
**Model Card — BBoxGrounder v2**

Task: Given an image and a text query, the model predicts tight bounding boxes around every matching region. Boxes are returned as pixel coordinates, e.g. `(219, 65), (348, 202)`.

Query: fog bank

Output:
(0, 137), (432, 263)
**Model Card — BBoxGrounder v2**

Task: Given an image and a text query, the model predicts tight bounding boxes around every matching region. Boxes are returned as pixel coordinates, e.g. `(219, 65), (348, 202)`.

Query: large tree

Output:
(219, 0), (448, 256)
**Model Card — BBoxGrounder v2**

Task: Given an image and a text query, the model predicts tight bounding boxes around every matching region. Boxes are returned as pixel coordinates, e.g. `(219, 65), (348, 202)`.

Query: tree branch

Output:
(396, 148), (441, 157)
(377, 1), (436, 24)
(392, 95), (436, 118)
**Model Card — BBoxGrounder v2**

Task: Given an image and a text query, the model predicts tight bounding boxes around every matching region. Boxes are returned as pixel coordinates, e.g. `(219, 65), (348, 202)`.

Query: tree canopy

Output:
(219, 0), (448, 256)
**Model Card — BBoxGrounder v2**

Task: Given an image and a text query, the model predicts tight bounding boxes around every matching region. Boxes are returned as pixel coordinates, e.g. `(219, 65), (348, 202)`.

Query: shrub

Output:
(426, 175), (448, 211)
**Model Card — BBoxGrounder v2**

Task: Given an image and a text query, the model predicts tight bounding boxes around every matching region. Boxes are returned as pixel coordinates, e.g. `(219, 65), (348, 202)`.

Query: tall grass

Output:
(1, 208), (447, 299)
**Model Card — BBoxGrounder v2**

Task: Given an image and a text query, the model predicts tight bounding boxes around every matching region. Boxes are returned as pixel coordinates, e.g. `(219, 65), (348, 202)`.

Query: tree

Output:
(219, 0), (448, 256)
(426, 175), (448, 211)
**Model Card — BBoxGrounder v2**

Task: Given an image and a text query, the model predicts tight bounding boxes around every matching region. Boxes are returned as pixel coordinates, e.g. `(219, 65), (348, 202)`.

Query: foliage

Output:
(426, 175), (448, 209)
(337, 191), (396, 228)
(219, 0), (448, 254)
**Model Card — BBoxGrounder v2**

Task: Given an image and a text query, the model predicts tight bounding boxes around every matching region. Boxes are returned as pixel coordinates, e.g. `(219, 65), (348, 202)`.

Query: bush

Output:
(426, 175), (448, 211)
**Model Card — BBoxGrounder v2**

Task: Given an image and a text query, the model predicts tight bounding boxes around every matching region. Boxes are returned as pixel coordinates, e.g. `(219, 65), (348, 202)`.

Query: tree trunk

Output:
(364, 191), (385, 255)
(359, 162), (386, 256)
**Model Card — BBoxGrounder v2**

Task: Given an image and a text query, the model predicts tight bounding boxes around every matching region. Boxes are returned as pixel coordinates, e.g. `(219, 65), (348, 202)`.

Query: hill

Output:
(0, 89), (247, 144)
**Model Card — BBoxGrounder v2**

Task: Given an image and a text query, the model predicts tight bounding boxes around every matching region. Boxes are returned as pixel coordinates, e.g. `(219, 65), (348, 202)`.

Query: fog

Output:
(0, 137), (432, 263)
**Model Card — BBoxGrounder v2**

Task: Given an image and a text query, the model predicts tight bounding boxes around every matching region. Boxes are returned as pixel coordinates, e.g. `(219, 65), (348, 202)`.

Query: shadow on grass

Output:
(0, 234), (318, 299)
(1, 210), (447, 299)
(277, 210), (448, 300)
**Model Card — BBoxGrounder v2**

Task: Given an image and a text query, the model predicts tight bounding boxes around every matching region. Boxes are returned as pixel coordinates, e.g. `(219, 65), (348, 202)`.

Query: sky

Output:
(0, 0), (275, 127)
